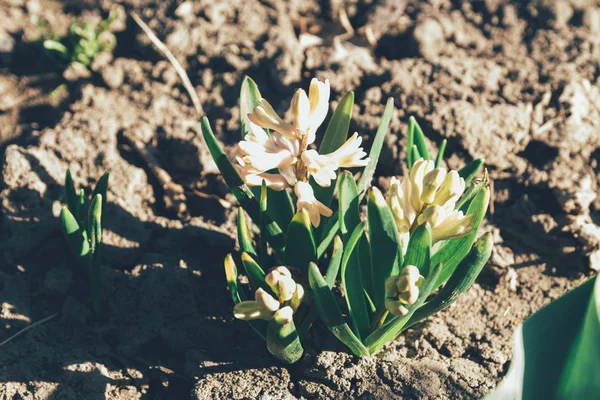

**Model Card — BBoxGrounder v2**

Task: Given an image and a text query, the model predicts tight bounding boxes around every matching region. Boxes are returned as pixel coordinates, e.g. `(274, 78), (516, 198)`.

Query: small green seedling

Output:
(203, 77), (490, 362)
(59, 169), (109, 315)
(33, 9), (118, 70)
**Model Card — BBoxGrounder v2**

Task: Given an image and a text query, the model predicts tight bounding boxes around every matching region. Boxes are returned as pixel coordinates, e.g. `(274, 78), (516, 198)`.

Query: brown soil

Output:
(1, 0), (599, 399)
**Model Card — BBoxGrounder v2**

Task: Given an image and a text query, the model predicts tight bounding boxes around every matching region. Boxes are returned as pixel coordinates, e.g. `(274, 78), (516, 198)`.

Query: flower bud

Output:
(409, 158), (435, 211)
(386, 178), (410, 233)
(233, 301), (269, 320)
(289, 284), (305, 312)
(255, 288), (281, 312)
(385, 298), (409, 317)
(273, 306), (294, 325)
(395, 265), (424, 305)
(265, 267), (297, 302)
(385, 275), (399, 298)
(433, 170), (465, 206)
(291, 89), (310, 133)
(421, 168), (447, 204)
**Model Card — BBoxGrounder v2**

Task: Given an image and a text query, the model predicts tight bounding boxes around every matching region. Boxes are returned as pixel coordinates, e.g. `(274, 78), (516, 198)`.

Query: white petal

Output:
(327, 132), (369, 169)
(302, 150), (337, 188)
(294, 181), (333, 227)
(306, 78), (330, 144)
(248, 99), (297, 140)
(291, 89), (310, 133)
(242, 172), (291, 191)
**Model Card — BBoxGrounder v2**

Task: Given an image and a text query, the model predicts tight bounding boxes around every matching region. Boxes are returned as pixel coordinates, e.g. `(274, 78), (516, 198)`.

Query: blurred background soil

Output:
(1, 0), (599, 398)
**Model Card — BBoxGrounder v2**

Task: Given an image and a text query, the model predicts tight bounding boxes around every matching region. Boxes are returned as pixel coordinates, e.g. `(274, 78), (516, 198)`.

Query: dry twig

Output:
(0, 313), (58, 348)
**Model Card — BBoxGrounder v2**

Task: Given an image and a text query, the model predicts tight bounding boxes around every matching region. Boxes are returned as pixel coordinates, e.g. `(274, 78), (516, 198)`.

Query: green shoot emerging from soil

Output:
(59, 169), (109, 315)
(33, 9), (118, 71)
(202, 77), (491, 363)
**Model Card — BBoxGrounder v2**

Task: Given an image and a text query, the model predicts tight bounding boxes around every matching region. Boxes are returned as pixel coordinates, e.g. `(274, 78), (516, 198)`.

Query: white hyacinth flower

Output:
(233, 266), (304, 321)
(385, 158), (472, 245)
(384, 265), (425, 317)
(295, 182), (333, 227)
(236, 78), (368, 226)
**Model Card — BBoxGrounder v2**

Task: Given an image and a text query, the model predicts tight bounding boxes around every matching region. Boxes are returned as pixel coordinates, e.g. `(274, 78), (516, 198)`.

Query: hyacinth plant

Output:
(59, 170), (109, 315)
(201, 77), (491, 363)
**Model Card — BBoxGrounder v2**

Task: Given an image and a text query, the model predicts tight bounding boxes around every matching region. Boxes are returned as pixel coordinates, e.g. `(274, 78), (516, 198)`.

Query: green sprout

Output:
(33, 9), (118, 70)
(59, 169), (109, 315)
(202, 77), (490, 362)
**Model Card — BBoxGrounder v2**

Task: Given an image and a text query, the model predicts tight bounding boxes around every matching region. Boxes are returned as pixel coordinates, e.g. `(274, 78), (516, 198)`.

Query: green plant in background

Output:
(59, 170), (109, 315)
(487, 273), (599, 400)
(202, 77), (490, 362)
(33, 9), (118, 70)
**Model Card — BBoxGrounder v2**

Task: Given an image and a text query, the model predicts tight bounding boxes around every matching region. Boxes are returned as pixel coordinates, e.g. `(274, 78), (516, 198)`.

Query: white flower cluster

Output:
(384, 265), (425, 317)
(237, 78), (369, 227)
(233, 266), (304, 324)
(386, 158), (473, 250)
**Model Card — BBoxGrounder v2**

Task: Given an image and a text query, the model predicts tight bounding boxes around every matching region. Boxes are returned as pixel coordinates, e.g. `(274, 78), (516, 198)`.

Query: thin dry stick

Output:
(0, 313), (58, 348)
(130, 12), (203, 118)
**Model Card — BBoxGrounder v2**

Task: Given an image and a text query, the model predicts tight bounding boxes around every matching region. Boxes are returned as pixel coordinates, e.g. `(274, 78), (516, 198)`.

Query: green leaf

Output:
(87, 194), (103, 316)
(284, 209), (317, 274)
(557, 275), (600, 398)
(359, 233), (373, 298)
(60, 206), (90, 258)
(241, 252), (269, 294)
(264, 188), (295, 235)
(487, 275), (599, 400)
(65, 169), (78, 217)
(409, 145), (420, 168)
(341, 222), (370, 339)
(406, 117), (414, 168)
(456, 175), (487, 212)
(239, 76), (265, 139)
(224, 254), (242, 304)
(258, 181), (269, 268)
(406, 233), (493, 329)
(224, 254), (267, 339)
(367, 187), (403, 309)
(338, 171), (360, 240)
(403, 223), (432, 277)
(409, 116), (430, 161)
(364, 262), (442, 355)
(298, 236), (343, 339)
(88, 194), (102, 255)
(237, 209), (258, 259)
(435, 139), (447, 168)
(308, 263), (370, 357)
(313, 91), (355, 209)
(317, 215), (340, 259)
(325, 235), (344, 286)
(432, 187), (490, 289)
(458, 158), (484, 187)
(91, 171), (109, 218)
(319, 91), (354, 154)
(200, 117), (285, 256)
(267, 318), (304, 364)
(77, 189), (85, 224)
(357, 97), (394, 199)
